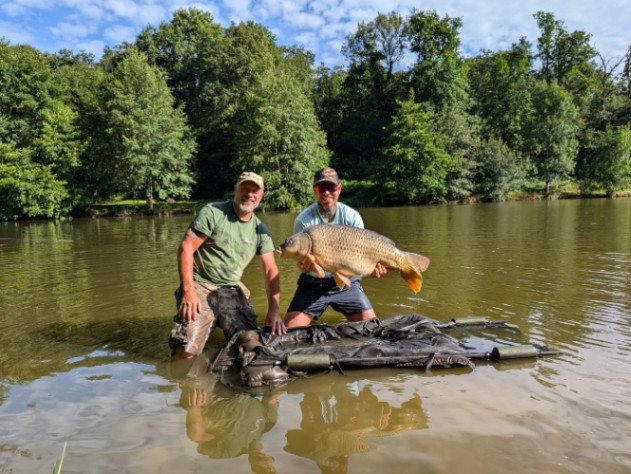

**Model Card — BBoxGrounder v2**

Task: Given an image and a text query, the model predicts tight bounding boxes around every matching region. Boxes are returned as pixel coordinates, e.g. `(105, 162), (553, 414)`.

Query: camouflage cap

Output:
(313, 167), (339, 185)
(236, 171), (264, 190)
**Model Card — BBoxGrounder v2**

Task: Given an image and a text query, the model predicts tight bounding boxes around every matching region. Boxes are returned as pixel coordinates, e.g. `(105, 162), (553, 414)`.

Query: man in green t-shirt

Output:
(170, 171), (286, 361)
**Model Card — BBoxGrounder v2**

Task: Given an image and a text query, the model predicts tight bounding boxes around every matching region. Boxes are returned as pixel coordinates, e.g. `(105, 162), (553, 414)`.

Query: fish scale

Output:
(278, 224), (430, 294)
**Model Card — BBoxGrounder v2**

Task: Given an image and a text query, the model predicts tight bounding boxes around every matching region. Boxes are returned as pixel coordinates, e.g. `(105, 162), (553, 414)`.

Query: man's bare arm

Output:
(177, 228), (207, 323)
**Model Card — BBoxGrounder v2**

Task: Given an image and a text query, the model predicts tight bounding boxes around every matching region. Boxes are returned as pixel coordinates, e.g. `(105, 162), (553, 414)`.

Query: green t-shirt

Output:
(190, 201), (275, 286)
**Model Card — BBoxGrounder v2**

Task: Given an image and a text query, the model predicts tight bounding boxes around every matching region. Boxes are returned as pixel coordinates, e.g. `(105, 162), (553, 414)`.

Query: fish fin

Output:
(407, 252), (430, 273)
(307, 254), (326, 278)
(333, 272), (352, 289)
(399, 252), (430, 294)
(303, 255), (326, 278)
(313, 263), (326, 278)
(399, 270), (422, 294)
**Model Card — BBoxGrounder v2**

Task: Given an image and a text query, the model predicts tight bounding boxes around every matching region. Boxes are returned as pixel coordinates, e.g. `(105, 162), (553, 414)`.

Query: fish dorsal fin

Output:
(333, 272), (351, 289)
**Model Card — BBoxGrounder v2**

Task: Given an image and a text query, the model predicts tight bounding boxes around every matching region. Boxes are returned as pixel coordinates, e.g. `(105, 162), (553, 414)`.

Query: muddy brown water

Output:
(1, 199), (630, 473)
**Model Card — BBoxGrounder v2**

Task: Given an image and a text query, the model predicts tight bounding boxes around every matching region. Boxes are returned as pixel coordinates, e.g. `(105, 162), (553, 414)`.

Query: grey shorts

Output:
(169, 281), (257, 356)
(286, 274), (373, 320)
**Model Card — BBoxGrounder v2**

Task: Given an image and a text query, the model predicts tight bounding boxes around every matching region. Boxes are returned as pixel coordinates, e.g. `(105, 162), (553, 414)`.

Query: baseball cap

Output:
(313, 167), (339, 185)
(236, 172), (264, 190)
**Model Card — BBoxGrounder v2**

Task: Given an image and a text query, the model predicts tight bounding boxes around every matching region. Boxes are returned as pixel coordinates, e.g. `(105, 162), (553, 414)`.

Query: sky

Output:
(0, 0), (629, 68)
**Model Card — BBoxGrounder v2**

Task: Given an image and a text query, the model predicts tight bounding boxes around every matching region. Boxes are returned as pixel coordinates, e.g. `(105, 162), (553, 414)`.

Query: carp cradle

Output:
(210, 314), (558, 388)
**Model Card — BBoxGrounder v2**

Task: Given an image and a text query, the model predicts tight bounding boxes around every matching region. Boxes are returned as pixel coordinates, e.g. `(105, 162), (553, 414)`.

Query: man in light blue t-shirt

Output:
(284, 167), (386, 328)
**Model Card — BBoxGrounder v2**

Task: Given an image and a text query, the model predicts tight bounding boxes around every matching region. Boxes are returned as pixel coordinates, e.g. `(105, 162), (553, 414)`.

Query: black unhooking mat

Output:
(210, 314), (556, 388)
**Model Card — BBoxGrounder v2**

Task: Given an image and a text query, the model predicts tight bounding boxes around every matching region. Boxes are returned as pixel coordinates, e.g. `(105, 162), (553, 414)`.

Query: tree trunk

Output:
(146, 176), (154, 211)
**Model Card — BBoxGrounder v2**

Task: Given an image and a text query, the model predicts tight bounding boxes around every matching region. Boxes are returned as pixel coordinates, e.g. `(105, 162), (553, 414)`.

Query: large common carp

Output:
(277, 224), (430, 293)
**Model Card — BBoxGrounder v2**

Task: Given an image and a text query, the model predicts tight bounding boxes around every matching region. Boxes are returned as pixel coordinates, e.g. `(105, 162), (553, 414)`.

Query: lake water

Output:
(1, 199), (630, 473)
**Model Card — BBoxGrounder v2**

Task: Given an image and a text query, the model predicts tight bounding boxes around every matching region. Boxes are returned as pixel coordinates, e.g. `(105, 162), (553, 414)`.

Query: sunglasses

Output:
(314, 182), (340, 194)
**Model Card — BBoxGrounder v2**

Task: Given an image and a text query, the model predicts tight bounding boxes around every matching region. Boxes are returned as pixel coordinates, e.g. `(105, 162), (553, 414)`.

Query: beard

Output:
(317, 202), (337, 222)
(235, 200), (257, 214)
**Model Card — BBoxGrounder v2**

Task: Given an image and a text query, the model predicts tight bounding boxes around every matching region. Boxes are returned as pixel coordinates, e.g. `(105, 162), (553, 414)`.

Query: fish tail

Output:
(399, 253), (430, 294)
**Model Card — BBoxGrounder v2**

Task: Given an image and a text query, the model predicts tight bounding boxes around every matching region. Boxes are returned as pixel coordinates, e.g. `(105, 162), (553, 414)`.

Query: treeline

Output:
(1, 8), (630, 220)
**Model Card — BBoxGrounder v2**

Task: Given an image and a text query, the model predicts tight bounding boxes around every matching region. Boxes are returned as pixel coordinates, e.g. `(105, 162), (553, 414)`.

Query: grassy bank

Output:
(87, 181), (631, 218)
(88, 199), (208, 218)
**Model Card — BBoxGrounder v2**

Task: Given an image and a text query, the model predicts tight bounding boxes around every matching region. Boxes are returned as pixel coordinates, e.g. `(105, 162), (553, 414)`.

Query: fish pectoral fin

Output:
(304, 255), (326, 278)
(333, 272), (352, 289)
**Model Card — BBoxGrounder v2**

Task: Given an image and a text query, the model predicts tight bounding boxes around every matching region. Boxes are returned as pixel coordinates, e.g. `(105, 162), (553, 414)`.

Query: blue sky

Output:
(1, 0), (629, 68)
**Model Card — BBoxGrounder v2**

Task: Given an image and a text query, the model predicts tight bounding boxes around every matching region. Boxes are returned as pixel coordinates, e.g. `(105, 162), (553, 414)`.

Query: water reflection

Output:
(283, 378), (427, 474)
(179, 377), (279, 473)
(173, 354), (280, 473)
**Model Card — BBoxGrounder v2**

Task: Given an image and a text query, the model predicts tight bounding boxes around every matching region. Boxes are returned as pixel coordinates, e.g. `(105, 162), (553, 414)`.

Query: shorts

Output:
(286, 274), (373, 320)
(169, 281), (258, 356)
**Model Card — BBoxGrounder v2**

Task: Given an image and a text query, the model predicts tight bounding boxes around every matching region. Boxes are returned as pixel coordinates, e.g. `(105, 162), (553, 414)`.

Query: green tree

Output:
(335, 12), (409, 180)
(0, 143), (68, 219)
(134, 8), (226, 196)
(523, 80), (579, 193)
(468, 39), (535, 150)
(0, 42), (87, 218)
(135, 8), (224, 125)
(436, 105), (481, 201)
(534, 11), (597, 87)
(343, 12), (407, 78)
(578, 125), (631, 196)
(0, 42), (54, 147)
(192, 21), (282, 194)
(32, 101), (84, 178)
(380, 92), (452, 204)
(101, 48), (196, 210)
(332, 63), (385, 179)
(231, 66), (329, 209)
(50, 53), (111, 208)
(313, 65), (346, 152)
(406, 9), (469, 111)
(473, 137), (528, 201)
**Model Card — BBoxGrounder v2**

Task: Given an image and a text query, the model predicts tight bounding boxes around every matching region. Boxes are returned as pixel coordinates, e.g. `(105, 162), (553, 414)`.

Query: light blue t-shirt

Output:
(294, 202), (364, 233)
(293, 202), (364, 278)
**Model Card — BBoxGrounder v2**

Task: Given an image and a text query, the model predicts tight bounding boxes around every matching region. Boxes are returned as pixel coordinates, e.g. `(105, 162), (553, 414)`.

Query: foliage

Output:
(407, 9), (469, 111)
(1, 8), (630, 220)
(473, 137), (528, 201)
(333, 13), (410, 181)
(534, 11), (597, 86)
(379, 92), (453, 204)
(578, 126), (631, 196)
(523, 80), (579, 193)
(0, 143), (69, 220)
(0, 42), (54, 147)
(100, 47), (196, 209)
(467, 39), (535, 150)
(231, 59), (329, 210)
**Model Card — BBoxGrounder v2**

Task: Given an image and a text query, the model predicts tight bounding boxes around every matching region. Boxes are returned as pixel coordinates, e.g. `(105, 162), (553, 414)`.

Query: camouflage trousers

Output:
(169, 281), (258, 356)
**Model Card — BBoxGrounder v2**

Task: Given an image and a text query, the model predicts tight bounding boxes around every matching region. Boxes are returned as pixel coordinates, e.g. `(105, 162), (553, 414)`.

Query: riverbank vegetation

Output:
(1, 8), (630, 220)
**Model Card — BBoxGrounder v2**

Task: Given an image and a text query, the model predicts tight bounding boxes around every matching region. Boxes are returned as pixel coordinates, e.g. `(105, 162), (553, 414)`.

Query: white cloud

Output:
(224, 0), (251, 22)
(0, 0), (628, 65)
(49, 21), (95, 41)
(0, 19), (33, 44)
(75, 3), (105, 21)
(103, 24), (137, 43)
(76, 38), (107, 56)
